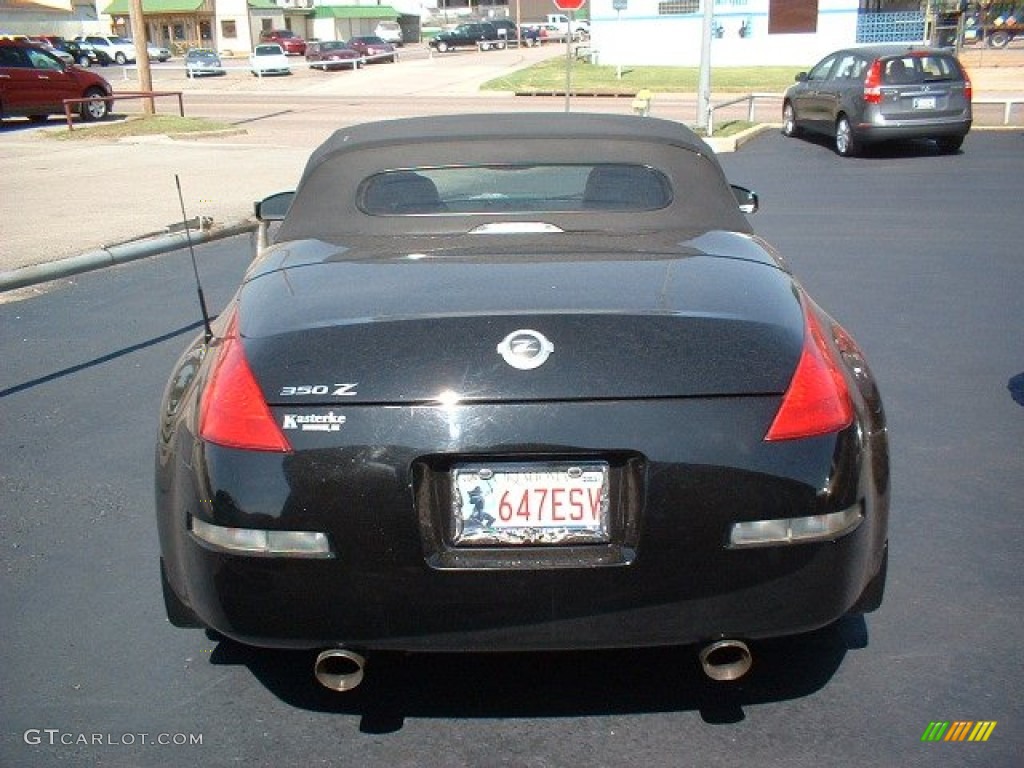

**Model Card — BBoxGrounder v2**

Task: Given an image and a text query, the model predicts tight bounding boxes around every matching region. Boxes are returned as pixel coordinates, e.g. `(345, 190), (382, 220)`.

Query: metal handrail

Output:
(973, 97), (1024, 125)
(706, 92), (783, 136)
(62, 90), (184, 131)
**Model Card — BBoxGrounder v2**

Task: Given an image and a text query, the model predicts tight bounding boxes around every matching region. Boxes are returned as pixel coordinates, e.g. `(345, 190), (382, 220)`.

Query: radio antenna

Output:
(175, 174), (213, 343)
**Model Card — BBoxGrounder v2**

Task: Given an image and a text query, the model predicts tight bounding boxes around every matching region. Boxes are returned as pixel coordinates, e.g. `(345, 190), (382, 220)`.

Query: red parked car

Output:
(258, 29), (306, 55)
(305, 40), (363, 71)
(0, 40), (113, 122)
(345, 35), (396, 63)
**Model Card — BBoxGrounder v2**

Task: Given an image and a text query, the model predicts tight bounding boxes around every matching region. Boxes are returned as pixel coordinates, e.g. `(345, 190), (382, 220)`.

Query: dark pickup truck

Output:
(428, 22), (505, 52)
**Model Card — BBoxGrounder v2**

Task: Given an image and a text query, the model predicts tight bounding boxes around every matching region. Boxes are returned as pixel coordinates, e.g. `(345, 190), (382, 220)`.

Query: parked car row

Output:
(1, 34), (177, 67)
(74, 35), (136, 65)
(181, 37), (399, 78)
(244, 36), (398, 77)
(259, 22), (405, 56)
(426, 19), (590, 52)
(52, 39), (112, 67)
(0, 38), (113, 122)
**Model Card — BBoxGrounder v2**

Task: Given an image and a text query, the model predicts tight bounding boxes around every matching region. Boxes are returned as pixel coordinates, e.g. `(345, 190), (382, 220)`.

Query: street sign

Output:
(612, 0), (627, 9)
(553, 0), (586, 11)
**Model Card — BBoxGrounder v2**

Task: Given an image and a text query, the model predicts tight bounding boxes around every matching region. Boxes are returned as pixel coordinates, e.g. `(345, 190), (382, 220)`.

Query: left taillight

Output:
(765, 303), (854, 442)
(198, 312), (291, 452)
(863, 59), (883, 104)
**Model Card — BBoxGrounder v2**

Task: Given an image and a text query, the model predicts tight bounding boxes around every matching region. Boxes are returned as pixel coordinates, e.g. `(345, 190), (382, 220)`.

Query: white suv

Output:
(374, 22), (403, 46)
(77, 35), (136, 65)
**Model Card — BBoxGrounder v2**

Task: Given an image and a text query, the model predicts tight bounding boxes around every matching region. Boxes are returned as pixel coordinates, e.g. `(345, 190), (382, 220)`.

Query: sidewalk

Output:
(2, 45), (1021, 291)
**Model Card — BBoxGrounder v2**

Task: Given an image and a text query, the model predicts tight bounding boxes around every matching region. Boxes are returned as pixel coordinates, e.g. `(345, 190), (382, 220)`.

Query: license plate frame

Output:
(451, 461), (611, 546)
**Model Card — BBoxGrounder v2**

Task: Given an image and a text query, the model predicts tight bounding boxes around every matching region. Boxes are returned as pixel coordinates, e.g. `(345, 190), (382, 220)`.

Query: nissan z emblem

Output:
(497, 329), (554, 370)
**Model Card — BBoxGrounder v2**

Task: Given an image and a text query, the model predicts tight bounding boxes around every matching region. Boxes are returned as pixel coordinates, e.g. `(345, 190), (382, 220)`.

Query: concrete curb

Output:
(705, 123), (777, 153)
(0, 220), (256, 293)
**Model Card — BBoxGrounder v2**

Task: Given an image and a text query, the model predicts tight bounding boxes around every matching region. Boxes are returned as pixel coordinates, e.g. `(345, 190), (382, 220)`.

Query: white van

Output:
(374, 21), (403, 46)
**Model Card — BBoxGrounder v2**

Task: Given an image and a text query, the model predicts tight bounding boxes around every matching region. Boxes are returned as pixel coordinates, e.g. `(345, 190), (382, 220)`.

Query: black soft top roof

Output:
(301, 113), (716, 177)
(278, 113), (751, 241)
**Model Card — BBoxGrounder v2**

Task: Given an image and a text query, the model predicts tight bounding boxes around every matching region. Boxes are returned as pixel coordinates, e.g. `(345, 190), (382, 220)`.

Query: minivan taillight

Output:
(863, 59), (883, 104)
(199, 312), (291, 452)
(765, 305), (854, 442)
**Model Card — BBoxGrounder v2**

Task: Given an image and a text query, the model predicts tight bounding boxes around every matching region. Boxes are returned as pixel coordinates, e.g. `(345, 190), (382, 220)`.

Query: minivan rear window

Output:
(882, 54), (960, 85)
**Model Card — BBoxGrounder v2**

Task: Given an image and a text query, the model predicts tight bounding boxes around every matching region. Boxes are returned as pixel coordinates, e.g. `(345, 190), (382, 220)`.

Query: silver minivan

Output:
(782, 45), (972, 156)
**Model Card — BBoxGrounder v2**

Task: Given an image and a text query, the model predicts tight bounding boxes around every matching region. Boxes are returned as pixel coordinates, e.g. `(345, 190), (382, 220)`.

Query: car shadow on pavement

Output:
(789, 131), (967, 159)
(0, 118), (65, 133)
(0, 319), (206, 398)
(206, 615), (867, 732)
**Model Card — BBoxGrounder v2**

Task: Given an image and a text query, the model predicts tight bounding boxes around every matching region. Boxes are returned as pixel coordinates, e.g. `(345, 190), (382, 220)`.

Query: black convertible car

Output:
(156, 113), (889, 691)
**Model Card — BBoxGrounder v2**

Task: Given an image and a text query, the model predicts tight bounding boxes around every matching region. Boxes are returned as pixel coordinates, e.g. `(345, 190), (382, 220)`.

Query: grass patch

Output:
(52, 114), (238, 140)
(482, 59), (801, 94)
(697, 120), (758, 137)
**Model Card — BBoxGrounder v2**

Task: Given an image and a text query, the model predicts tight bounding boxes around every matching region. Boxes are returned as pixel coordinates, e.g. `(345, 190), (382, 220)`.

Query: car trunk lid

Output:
(875, 52), (971, 121)
(238, 239), (804, 405)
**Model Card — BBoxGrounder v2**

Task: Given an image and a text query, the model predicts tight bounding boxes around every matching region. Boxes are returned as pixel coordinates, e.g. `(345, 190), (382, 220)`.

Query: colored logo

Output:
(921, 721), (997, 742)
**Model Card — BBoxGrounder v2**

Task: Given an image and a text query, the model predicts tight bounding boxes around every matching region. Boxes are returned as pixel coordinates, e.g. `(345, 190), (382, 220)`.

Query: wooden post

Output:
(129, 0), (154, 115)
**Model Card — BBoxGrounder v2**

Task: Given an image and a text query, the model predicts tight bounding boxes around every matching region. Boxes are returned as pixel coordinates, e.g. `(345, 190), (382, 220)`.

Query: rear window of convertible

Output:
(357, 164), (673, 215)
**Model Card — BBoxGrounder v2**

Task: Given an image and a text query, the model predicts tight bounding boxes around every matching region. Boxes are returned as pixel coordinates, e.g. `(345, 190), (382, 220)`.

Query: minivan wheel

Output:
(936, 135), (964, 154)
(781, 102), (800, 137)
(80, 88), (109, 121)
(115, 52), (127, 65)
(835, 115), (859, 157)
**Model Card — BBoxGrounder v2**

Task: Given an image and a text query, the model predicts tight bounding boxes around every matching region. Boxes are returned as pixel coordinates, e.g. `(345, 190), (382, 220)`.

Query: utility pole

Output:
(696, 0), (713, 132)
(129, 0), (154, 115)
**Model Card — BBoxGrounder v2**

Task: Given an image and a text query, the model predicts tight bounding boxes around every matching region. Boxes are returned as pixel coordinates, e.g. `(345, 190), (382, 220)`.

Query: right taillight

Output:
(765, 306), (854, 442)
(962, 69), (972, 101)
(199, 311), (291, 453)
(863, 59), (883, 104)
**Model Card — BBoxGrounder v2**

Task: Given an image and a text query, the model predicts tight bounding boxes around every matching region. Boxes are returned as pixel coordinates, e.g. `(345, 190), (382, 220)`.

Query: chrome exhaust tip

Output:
(699, 639), (752, 682)
(314, 649), (366, 692)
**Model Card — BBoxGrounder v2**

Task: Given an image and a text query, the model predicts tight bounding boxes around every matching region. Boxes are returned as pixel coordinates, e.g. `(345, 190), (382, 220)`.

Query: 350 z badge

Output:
(279, 384), (358, 397)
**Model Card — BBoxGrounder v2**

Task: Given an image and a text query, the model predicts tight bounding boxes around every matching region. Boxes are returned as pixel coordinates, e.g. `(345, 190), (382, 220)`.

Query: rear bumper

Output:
(172, 522), (878, 651)
(857, 113), (972, 143)
(157, 397), (889, 651)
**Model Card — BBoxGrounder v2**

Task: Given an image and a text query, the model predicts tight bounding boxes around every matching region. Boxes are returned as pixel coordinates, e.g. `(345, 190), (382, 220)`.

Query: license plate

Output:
(913, 96), (937, 110)
(451, 462), (610, 546)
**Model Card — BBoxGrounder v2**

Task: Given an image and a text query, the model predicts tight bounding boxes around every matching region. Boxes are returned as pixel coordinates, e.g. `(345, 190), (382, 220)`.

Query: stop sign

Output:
(553, 0), (586, 11)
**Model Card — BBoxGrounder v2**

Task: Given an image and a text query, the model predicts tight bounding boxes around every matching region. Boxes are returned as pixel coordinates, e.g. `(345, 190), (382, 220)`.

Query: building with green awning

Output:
(95, 0), (410, 54)
(311, 5), (400, 42)
(101, 0), (213, 49)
